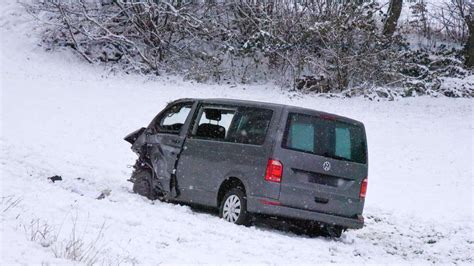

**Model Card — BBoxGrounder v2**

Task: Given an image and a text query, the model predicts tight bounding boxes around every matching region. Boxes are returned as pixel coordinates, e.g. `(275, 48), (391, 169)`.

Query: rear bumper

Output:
(247, 197), (364, 229)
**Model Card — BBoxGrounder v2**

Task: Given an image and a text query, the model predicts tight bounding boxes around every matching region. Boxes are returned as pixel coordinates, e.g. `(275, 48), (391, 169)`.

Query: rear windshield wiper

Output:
(323, 153), (353, 163)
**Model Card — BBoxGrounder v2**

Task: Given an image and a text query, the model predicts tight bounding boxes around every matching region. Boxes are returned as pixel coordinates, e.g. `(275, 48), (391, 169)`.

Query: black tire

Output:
(219, 188), (250, 225)
(302, 222), (344, 238)
(131, 169), (158, 200)
(323, 225), (344, 238)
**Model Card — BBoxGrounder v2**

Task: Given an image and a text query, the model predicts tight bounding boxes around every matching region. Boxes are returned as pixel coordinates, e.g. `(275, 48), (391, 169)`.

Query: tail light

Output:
(360, 178), (368, 199)
(264, 159), (283, 183)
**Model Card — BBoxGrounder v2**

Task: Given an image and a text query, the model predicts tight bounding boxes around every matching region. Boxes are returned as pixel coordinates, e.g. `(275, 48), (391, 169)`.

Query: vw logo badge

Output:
(323, 161), (331, 171)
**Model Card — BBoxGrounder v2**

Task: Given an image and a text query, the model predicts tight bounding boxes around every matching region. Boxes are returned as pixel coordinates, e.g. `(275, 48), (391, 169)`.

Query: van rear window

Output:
(283, 113), (367, 164)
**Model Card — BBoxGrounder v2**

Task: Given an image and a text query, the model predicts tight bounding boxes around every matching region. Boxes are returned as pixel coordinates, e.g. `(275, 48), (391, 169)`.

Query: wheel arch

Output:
(216, 176), (248, 207)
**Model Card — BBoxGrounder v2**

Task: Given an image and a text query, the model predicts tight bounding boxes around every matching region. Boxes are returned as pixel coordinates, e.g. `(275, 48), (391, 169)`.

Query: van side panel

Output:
(177, 139), (276, 206)
(176, 103), (283, 207)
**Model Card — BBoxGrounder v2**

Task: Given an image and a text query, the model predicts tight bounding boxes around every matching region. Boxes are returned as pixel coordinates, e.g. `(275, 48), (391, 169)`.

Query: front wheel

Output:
(219, 188), (250, 225)
(131, 169), (159, 200)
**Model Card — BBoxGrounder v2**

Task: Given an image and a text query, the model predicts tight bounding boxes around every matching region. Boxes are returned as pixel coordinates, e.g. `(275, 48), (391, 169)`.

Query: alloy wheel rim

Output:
(222, 195), (241, 223)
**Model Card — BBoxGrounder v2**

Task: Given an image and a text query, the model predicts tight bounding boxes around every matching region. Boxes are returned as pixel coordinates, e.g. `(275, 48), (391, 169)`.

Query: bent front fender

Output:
(124, 127), (146, 145)
(124, 127), (149, 156)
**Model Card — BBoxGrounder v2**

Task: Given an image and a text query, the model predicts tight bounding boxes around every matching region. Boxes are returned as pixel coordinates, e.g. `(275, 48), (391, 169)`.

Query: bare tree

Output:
(461, 1), (474, 68)
(465, 19), (474, 68)
(383, 0), (403, 37)
(409, 0), (430, 39)
(435, 0), (473, 68)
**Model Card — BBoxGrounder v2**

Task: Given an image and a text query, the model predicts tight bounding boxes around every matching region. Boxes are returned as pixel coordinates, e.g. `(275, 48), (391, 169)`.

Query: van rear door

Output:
(273, 111), (368, 218)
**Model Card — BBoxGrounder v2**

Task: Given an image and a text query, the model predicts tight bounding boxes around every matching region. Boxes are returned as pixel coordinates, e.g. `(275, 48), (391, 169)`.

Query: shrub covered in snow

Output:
(23, 0), (473, 98)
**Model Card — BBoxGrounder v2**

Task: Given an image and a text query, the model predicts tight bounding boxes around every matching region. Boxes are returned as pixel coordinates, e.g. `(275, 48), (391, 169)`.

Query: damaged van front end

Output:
(124, 99), (195, 201)
(124, 127), (164, 199)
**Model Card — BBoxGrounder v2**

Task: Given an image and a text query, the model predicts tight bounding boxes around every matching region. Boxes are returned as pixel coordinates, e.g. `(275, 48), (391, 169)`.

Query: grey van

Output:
(125, 98), (368, 237)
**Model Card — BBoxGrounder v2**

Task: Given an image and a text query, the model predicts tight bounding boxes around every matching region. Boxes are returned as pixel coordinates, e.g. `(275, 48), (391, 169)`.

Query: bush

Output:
(23, 0), (473, 98)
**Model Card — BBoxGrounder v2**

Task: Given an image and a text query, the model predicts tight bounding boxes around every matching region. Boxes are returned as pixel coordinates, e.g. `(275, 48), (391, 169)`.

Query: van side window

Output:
(194, 108), (236, 140)
(227, 108), (273, 145)
(192, 106), (273, 145)
(156, 103), (193, 134)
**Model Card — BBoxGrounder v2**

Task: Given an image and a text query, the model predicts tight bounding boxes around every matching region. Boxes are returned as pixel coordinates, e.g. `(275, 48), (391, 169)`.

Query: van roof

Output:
(174, 98), (364, 126)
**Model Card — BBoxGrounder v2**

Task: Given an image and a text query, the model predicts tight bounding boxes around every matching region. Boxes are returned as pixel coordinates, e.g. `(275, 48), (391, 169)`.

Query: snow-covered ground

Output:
(1, 1), (473, 264)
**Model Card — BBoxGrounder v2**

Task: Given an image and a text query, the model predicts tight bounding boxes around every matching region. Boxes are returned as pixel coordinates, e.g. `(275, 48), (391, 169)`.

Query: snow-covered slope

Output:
(1, 1), (473, 264)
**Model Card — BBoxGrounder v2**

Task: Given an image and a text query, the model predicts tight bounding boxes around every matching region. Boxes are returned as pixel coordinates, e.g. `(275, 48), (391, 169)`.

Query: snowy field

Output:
(1, 2), (473, 265)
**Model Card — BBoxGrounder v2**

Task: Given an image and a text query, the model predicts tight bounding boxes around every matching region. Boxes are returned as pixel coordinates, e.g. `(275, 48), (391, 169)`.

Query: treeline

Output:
(24, 0), (473, 98)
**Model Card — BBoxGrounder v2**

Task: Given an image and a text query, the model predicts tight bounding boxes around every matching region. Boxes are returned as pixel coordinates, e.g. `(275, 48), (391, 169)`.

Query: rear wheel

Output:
(303, 222), (344, 238)
(322, 225), (344, 238)
(219, 188), (250, 225)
